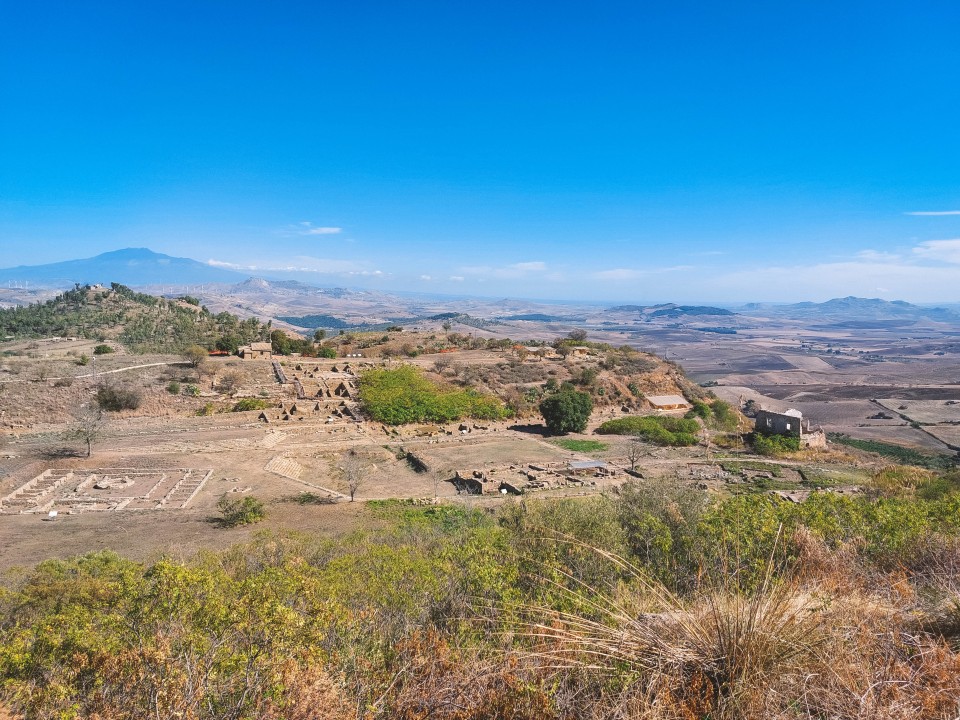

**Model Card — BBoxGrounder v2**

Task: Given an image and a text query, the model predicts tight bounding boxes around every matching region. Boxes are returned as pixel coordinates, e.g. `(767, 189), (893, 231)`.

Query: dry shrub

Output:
(382, 630), (557, 720)
(263, 664), (357, 720)
(520, 540), (825, 719)
(799, 597), (960, 720)
(791, 524), (865, 594)
(216, 368), (247, 396)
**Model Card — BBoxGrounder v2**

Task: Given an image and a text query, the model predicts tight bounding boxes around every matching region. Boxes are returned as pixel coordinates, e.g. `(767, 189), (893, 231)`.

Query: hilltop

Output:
(0, 283), (266, 353)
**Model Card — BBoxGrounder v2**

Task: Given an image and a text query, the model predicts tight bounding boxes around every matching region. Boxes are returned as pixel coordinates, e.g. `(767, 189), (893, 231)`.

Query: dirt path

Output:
(1, 361), (186, 384)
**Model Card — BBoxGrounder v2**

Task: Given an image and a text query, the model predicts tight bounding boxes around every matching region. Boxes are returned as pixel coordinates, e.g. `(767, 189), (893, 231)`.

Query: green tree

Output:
(182, 344), (208, 368)
(314, 328), (326, 341)
(539, 389), (593, 434)
(270, 329), (291, 355)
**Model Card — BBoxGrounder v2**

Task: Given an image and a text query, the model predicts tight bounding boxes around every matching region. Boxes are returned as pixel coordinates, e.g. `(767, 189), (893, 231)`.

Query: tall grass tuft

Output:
(515, 530), (825, 718)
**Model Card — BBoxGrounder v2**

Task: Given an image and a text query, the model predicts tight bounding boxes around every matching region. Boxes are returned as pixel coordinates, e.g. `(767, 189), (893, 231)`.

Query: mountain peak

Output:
(0, 247), (244, 287)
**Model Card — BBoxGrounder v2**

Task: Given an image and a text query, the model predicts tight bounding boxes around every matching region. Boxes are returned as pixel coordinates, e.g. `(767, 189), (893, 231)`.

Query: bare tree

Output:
(626, 439), (644, 473)
(338, 452), (368, 502)
(35, 363), (52, 383)
(65, 403), (108, 457)
(216, 368), (246, 396)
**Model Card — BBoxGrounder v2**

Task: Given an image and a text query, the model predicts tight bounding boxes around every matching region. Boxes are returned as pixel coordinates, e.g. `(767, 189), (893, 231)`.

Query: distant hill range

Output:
(740, 296), (960, 323)
(230, 276), (360, 298)
(608, 303), (735, 318)
(0, 248), (248, 287)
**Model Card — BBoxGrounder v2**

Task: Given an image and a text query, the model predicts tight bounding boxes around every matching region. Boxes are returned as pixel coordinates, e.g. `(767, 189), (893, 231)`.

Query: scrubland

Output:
(3, 468), (960, 719)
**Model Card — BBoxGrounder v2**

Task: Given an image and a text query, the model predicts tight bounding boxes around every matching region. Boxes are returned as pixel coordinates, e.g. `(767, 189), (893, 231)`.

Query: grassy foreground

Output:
(3, 470), (960, 719)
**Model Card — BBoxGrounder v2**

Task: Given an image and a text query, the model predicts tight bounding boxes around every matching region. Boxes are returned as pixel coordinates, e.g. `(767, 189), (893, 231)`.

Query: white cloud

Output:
(281, 222), (343, 236)
(449, 275), (464, 282)
(208, 259), (254, 270)
(303, 226), (342, 235)
(347, 270), (386, 277)
(419, 275), (432, 281)
(913, 239), (960, 264)
(905, 211), (960, 216)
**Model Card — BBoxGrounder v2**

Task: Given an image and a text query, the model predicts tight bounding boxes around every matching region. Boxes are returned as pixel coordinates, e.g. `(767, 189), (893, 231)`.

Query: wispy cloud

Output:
(912, 238), (960, 264)
(904, 211), (960, 216)
(278, 221), (343, 236)
(419, 275), (432, 281)
(449, 275), (464, 282)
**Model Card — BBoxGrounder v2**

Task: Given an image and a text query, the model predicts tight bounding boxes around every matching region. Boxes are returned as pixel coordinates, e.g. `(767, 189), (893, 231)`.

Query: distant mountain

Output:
(498, 313), (585, 322)
(608, 303), (735, 318)
(741, 296), (960, 323)
(0, 248), (245, 287)
(231, 277), (327, 293)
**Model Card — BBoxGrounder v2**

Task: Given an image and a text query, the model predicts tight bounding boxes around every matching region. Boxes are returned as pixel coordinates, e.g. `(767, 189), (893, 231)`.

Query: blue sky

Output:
(2, 1), (959, 302)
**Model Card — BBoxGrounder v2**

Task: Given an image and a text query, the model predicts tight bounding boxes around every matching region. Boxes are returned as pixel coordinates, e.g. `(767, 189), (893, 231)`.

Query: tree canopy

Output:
(539, 389), (593, 434)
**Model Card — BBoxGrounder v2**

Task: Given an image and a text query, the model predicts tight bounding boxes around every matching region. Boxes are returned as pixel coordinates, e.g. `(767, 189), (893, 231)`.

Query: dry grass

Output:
(513, 533), (960, 719)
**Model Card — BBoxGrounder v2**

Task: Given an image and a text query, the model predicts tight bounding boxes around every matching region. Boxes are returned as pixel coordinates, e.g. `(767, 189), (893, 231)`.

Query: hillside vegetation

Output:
(358, 365), (509, 424)
(3, 474), (960, 719)
(0, 284), (266, 353)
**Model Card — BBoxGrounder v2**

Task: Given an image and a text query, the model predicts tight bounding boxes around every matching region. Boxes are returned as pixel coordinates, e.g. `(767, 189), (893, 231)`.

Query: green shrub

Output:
(166, 381), (181, 394)
(231, 398), (270, 412)
(751, 432), (800, 456)
(93, 344), (114, 355)
(196, 402), (220, 416)
(317, 346), (336, 359)
(185, 384), (200, 397)
(76, 354), (90, 366)
(216, 495), (266, 527)
(358, 365), (509, 425)
(597, 415), (700, 446)
(687, 400), (711, 420)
